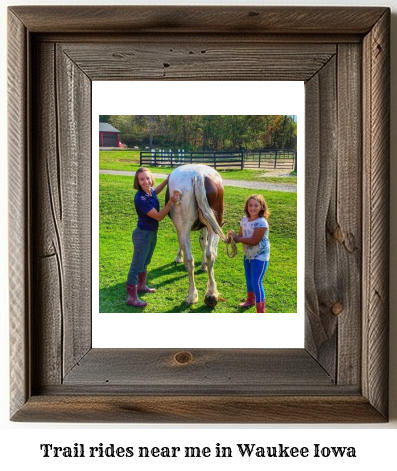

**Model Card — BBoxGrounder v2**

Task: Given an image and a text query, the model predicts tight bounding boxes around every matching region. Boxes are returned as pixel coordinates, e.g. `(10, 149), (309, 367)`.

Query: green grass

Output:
(99, 151), (297, 184)
(99, 173), (297, 313)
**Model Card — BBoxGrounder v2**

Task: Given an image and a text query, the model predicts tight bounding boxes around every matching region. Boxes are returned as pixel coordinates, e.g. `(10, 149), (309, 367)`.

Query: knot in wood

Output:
(174, 351), (193, 365)
(333, 225), (344, 244)
(331, 302), (344, 316)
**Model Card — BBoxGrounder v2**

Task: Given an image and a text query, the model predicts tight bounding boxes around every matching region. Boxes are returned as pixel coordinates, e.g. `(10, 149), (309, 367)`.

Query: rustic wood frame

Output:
(8, 6), (390, 423)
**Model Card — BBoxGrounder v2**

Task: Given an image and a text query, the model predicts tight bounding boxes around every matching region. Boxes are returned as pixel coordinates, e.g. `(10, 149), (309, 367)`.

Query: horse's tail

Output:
(192, 174), (237, 258)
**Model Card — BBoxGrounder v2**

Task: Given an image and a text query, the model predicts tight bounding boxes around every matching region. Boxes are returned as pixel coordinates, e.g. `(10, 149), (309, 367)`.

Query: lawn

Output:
(99, 173), (297, 313)
(99, 150), (297, 184)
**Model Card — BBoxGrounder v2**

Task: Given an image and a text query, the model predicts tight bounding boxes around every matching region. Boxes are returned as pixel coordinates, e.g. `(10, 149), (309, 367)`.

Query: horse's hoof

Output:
(204, 294), (218, 307)
(185, 293), (198, 304)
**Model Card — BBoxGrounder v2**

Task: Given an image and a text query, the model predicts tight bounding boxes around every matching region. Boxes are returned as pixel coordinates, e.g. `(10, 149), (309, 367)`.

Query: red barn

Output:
(99, 122), (122, 148)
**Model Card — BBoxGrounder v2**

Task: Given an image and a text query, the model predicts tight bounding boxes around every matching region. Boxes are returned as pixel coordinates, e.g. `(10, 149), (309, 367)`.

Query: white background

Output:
(93, 81), (305, 348)
(1, 0), (396, 470)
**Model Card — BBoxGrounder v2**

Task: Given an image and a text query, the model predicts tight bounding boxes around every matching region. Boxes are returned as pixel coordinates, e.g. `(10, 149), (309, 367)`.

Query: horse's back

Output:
(169, 164), (224, 230)
(168, 164), (222, 191)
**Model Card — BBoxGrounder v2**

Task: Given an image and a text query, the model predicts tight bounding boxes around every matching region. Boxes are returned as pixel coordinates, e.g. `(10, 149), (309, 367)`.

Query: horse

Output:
(166, 164), (235, 307)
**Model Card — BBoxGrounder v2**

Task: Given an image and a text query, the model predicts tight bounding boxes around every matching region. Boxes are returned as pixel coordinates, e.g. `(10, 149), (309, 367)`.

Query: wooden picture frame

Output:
(8, 6), (390, 423)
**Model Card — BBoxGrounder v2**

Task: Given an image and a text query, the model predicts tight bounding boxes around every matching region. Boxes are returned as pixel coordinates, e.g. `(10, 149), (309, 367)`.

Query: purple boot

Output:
(126, 284), (147, 307)
(137, 272), (156, 293)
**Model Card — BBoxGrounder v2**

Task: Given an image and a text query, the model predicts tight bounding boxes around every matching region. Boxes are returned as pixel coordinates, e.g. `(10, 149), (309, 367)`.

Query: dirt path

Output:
(99, 169), (297, 193)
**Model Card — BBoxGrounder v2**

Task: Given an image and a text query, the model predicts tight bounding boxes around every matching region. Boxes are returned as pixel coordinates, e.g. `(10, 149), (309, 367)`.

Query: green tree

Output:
(106, 114), (297, 151)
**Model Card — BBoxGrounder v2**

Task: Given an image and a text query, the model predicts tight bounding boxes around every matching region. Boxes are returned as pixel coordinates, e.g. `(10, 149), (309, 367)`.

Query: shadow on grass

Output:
(99, 262), (231, 313)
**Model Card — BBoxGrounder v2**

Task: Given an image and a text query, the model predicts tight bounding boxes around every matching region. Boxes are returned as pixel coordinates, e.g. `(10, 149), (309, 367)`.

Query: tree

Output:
(106, 115), (297, 150)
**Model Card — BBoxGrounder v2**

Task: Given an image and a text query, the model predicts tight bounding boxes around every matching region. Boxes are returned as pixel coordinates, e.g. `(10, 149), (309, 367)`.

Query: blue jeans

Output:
(127, 227), (157, 285)
(244, 258), (269, 303)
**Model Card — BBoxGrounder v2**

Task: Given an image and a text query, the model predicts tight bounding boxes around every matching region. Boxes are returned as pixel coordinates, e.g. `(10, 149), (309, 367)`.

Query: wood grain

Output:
(8, 9), (29, 419)
(62, 348), (333, 391)
(31, 42), (92, 387)
(8, 6), (390, 423)
(362, 9), (390, 419)
(55, 44), (92, 377)
(336, 43), (362, 386)
(12, 396), (385, 424)
(304, 56), (338, 378)
(59, 42), (335, 82)
(9, 6), (387, 34)
(32, 42), (63, 388)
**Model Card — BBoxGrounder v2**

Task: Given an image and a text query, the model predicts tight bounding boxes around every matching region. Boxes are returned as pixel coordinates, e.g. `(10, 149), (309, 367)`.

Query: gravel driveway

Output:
(99, 169), (297, 193)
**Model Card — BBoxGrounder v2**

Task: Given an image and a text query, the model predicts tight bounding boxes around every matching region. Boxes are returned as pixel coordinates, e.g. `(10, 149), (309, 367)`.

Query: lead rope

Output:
(225, 234), (237, 258)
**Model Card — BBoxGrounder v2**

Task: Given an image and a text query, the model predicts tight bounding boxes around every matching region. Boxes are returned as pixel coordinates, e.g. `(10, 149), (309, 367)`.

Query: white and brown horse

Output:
(166, 164), (235, 307)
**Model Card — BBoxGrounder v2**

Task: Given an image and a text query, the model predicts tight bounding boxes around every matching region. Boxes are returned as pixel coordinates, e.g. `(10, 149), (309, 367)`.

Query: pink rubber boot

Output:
(126, 284), (147, 307)
(137, 272), (156, 293)
(255, 301), (266, 313)
(239, 292), (256, 307)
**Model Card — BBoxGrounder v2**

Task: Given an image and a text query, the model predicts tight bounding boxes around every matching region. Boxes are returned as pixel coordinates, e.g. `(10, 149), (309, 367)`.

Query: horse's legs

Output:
(174, 248), (183, 264)
(204, 229), (219, 307)
(177, 231), (198, 304)
(199, 227), (208, 271)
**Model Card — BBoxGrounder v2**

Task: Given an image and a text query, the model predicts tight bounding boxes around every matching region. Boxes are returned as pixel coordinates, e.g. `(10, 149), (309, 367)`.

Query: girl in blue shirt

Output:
(126, 167), (178, 307)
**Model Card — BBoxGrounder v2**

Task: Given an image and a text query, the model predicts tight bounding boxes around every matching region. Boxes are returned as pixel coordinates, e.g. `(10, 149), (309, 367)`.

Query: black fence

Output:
(140, 149), (297, 171)
(244, 149), (297, 171)
(140, 151), (244, 170)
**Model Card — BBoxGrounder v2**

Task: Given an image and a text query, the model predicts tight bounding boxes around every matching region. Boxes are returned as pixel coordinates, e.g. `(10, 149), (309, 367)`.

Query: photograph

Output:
(92, 82), (304, 349)
(98, 115), (298, 314)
